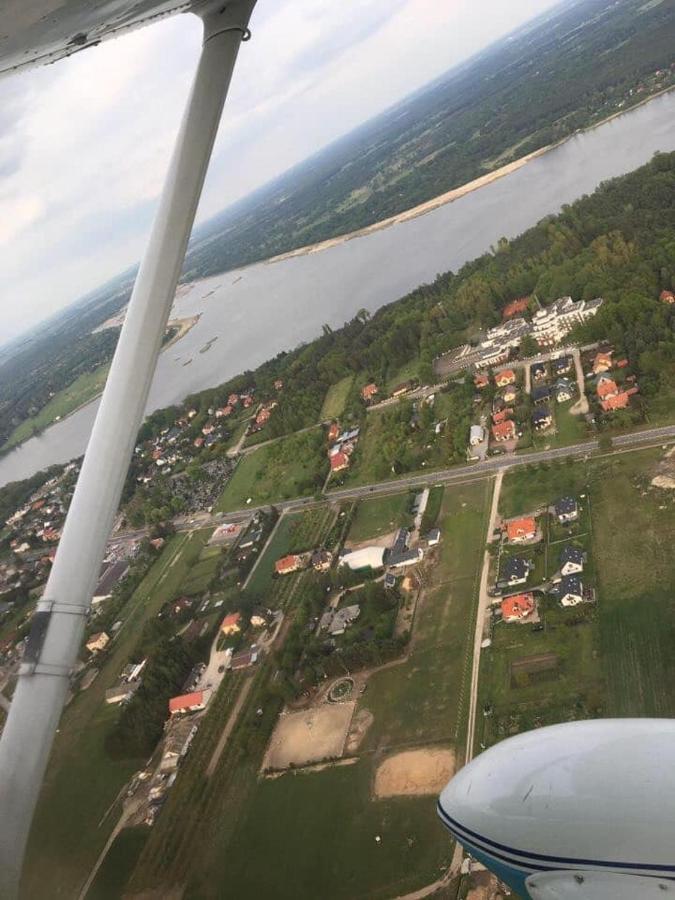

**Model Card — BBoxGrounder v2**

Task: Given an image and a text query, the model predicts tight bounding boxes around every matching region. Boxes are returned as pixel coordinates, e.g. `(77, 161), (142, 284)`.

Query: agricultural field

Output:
(346, 492), (412, 544)
(87, 827), (149, 900)
(22, 529), (213, 900)
(320, 375), (354, 420)
(215, 430), (326, 512)
(476, 447), (675, 753)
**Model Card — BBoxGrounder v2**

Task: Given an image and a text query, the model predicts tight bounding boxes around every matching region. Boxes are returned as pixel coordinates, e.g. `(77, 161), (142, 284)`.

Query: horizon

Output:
(0, 0), (563, 348)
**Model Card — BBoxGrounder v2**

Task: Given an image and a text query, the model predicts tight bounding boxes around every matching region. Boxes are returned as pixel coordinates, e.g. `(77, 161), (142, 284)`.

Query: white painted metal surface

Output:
(0, 1), (196, 77)
(439, 719), (675, 875)
(526, 871), (674, 899)
(0, 2), (255, 893)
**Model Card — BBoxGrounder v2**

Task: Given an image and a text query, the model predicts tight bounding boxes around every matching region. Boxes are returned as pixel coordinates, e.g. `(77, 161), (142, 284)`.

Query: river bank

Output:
(259, 86), (675, 267)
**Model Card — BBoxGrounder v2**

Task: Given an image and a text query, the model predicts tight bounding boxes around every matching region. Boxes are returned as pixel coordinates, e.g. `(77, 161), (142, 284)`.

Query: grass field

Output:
(385, 359), (420, 394)
(23, 529), (213, 900)
(320, 375), (354, 420)
(87, 827), (149, 900)
(178, 545), (223, 596)
(347, 492), (412, 543)
(3, 364), (110, 451)
(215, 430), (326, 512)
(477, 447), (675, 752)
(360, 480), (490, 753)
(245, 506), (336, 600)
(126, 479), (489, 899)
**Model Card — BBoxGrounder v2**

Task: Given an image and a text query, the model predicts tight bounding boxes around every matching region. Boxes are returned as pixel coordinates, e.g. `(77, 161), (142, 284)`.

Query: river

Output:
(2, 91), (674, 488)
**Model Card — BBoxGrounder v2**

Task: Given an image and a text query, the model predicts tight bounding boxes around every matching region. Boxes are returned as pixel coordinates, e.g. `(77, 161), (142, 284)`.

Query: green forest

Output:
(183, 0), (675, 280)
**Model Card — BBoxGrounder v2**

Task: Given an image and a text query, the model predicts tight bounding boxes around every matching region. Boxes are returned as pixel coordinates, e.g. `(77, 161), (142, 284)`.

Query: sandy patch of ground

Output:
(344, 530), (397, 552)
(374, 747), (455, 798)
(345, 708), (374, 754)
(263, 701), (356, 770)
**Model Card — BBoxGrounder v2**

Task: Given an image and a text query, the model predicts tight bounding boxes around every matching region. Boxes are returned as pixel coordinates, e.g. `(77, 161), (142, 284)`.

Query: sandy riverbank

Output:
(260, 86), (675, 267)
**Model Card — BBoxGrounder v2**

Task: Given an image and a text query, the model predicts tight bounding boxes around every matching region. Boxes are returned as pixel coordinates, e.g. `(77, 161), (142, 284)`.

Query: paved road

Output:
(114, 423), (675, 544)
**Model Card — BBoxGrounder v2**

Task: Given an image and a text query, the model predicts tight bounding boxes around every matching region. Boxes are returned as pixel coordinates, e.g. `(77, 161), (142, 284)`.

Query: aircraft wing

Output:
(526, 871), (671, 899)
(0, 1), (199, 78)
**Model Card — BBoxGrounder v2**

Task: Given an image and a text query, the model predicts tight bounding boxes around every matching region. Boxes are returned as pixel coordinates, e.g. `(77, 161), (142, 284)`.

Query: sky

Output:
(0, 0), (561, 345)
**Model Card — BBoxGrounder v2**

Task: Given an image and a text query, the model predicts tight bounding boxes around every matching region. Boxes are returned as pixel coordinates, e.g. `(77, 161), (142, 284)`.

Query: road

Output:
(112, 422), (675, 546)
(464, 469), (504, 765)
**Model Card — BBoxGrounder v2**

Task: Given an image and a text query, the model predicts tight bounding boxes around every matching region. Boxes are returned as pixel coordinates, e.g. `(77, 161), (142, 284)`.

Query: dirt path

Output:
(206, 674), (256, 777)
(465, 469), (504, 765)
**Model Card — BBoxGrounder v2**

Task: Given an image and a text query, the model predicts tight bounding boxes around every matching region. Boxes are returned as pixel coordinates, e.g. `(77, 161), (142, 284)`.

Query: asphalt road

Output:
(118, 423), (675, 540)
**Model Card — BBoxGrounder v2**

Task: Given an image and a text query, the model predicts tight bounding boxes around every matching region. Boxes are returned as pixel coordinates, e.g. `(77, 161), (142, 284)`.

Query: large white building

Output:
(531, 297), (603, 347)
(339, 546), (386, 571)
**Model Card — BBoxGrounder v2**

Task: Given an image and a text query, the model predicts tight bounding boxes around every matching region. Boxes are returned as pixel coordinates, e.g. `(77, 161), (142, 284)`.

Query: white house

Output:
(560, 545), (585, 576)
(558, 575), (584, 606)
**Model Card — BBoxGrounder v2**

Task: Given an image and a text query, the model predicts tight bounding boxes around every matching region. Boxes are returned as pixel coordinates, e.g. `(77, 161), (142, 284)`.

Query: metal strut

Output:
(0, 1), (256, 895)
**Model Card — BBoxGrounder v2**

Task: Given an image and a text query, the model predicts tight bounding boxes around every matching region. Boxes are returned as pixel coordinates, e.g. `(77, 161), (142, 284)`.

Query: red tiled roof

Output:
(169, 691), (205, 714)
(474, 374), (489, 388)
(220, 612), (241, 629)
(361, 383), (378, 400)
(502, 297), (530, 319)
(275, 555), (301, 574)
(501, 593), (534, 620)
(660, 290), (675, 304)
(506, 517), (536, 541)
(495, 369), (516, 385)
(492, 420), (516, 440)
(601, 389), (636, 412)
(330, 451), (349, 471)
(597, 378), (618, 399)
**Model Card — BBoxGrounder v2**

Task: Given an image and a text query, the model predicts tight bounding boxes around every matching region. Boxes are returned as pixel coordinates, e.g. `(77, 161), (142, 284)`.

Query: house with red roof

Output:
(601, 387), (638, 412)
(169, 689), (211, 715)
(361, 383), (379, 402)
(660, 290), (675, 304)
(492, 420), (516, 442)
(220, 612), (242, 635)
(256, 408), (271, 426)
(506, 517), (537, 543)
(596, 377), (619, 400)
(495, 369), (516, 387)
(327, 422), (340, 444)
(592, 350), (613, 374)
(501, 593), (535, 622)
(275, 554), (303, 576)
(502, 297), (530, 319)
(228, 393), (239, 406)
(330, 451), (350, 472)
(474, 373), (490, 389)
(492, 408), (514, 425)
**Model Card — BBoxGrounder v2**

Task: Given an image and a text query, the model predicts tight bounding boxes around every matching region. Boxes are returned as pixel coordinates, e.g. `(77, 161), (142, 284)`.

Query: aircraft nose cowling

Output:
(438, 719), (675, 880)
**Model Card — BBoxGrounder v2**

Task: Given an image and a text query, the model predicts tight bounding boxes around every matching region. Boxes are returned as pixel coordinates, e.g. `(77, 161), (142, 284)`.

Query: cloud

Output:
(0, 0), (560, 344)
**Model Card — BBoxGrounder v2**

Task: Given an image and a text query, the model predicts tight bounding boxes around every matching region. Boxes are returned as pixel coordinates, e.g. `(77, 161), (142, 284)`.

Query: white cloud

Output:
(0, 0), (559, 343)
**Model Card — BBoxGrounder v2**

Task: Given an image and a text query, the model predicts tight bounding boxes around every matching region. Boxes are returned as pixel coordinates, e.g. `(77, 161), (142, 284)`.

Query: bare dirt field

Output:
(345, 708), (374, 754)
(263, 701), (356, 770)
(373, 747), (455, 798)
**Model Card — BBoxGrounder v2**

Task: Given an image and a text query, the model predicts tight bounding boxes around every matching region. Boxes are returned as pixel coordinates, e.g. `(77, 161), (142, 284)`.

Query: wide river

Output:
(2, 91), (675, 488)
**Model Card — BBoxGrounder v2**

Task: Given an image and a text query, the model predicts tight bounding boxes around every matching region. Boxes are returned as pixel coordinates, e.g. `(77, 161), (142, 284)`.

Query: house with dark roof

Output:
(553, 575), (584, 607)
(532, 406), (552, 431)
(554, 379), (574, 403)
(553, 355), (573, 375)
(497, 556), (533, 588)
(555, 496), (579, 523)
(532, 385), (551, 404)
(560, 545), (585, 576)
(531, 362), (547, 382)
